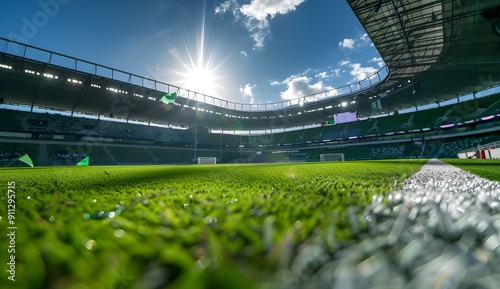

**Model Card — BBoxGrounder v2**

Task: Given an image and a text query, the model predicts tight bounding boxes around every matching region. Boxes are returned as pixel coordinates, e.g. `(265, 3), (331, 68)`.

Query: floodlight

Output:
(341, 102), (348, 107)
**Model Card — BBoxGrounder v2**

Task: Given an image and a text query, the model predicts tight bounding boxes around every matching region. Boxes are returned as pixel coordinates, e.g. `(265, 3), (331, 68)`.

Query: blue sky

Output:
(1, 0), (384, 105)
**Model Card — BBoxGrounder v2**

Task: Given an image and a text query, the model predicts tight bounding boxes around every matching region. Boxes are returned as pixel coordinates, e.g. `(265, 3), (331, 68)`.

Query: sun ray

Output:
(163, 0), (234, 99)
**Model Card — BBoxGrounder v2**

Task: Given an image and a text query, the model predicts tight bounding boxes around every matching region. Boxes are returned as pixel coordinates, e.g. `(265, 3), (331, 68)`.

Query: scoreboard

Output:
(333, 111), (358, 124)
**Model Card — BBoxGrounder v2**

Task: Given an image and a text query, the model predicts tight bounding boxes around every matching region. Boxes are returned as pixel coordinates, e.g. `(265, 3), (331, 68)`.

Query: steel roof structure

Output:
(0, 0), (499, 130)
(347, 0), (500, 114)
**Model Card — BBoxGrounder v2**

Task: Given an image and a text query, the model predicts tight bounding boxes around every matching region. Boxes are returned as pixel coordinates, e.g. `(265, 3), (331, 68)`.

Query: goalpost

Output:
(320, 153), (345, 162)
(197, 157), (217, 164)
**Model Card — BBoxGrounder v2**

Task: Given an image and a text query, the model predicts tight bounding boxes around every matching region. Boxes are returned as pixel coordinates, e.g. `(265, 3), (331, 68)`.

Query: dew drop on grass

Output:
(83, 239), (96, 250)
(114, 229), (125, 238)
(197, 259), (209, 269)
(83, 213), (90, 220)
(49, 216), (55, 222)
(93, 199), (97, 203)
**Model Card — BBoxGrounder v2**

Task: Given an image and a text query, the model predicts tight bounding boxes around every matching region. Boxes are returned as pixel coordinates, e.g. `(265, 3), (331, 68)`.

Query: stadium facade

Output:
(1, 0), (500, 165)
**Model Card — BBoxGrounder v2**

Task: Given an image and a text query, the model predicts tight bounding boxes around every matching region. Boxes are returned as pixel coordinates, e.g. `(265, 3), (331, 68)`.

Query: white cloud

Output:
(315, 71), (328, 79)
(240, 83), (257, 104)
(215, 0), (307, 49)
(338, 60), (378, 83)
(315, 68), (341, 80)
(240, 50), (248, 57)
(339, 60), (351, 66)
(338, 33), (373, 54)
(369, 57), (385, 67)
(214, 0), (232, 14)
(249, 29), (268, 49)
(359, 33), (374, 48)
(270, 80), (281, 86)
(278, 75), (334, 100)
(215, 0), (240, 18)
(338, 38), (355, 49)
(348, 63), (378, 82)
(239, 0), (306, 21)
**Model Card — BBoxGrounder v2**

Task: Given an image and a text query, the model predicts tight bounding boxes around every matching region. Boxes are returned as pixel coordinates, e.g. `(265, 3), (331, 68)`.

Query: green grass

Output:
(0, 160), (427, 289)
(441, 158), (500, 182)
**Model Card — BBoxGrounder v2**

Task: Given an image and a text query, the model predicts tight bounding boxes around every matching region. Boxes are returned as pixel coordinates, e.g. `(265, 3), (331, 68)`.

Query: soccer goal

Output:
(320, 153), (345, 162)
(197, 157), (217, 164)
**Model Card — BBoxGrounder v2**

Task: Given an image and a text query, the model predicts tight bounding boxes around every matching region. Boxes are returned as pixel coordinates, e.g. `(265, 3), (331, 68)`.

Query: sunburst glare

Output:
(170, 0), (226, 98)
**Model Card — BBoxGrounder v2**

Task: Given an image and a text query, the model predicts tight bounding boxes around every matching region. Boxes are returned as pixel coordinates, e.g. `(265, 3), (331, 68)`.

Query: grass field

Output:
(0, 159), (474, 288)
(442, 159), (500, 182)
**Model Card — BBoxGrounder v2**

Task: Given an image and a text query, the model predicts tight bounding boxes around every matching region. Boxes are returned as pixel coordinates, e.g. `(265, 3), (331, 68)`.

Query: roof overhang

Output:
(347, 0), (500, 115)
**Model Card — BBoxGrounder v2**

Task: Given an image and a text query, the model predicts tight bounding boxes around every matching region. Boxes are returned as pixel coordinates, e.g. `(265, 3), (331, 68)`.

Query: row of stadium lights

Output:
(2, 63), (357, 119)
(12, 66), (162, 101)
(221, 101), (356, 120)
(101, 85), (157, 101)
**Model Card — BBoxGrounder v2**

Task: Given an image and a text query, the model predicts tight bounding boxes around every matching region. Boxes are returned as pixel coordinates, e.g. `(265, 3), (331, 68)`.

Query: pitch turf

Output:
(0, 159), (447, 288)
(441, 159), (500, 182)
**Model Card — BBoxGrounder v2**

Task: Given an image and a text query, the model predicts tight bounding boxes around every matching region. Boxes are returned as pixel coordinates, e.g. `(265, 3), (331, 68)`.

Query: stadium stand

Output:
(437, 134), (500, 158)
(1, 92), (500, 164)
(0, 142), (40, 166)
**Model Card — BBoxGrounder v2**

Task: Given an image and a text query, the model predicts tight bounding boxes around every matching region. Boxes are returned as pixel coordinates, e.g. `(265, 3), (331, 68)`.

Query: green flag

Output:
(161, 92), (176, 104)
(77, 156), (89, 166)
(18, 154), (34, 167)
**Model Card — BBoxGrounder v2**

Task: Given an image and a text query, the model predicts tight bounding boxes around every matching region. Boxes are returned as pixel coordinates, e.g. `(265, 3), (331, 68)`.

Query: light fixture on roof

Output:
(412, 83), (420, 95)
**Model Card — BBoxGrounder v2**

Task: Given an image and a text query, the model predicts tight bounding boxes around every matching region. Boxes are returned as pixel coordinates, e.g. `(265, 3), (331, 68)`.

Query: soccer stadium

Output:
(1, 0), (500, 288)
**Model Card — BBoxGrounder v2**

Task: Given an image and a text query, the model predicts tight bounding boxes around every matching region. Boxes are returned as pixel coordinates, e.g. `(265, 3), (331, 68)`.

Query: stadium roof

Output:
(347, 0), (500, 114)
(0, 0), (499, 130)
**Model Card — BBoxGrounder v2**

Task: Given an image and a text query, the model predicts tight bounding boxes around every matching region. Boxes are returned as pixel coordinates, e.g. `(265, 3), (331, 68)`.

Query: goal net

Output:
(197, 157), (217, 164)
(320, 153), (345, 162)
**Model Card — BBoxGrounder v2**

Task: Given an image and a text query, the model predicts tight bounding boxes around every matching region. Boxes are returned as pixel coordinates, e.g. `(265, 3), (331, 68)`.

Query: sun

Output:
(184, 66), (217, 96)
(168, 0), (228, 98)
